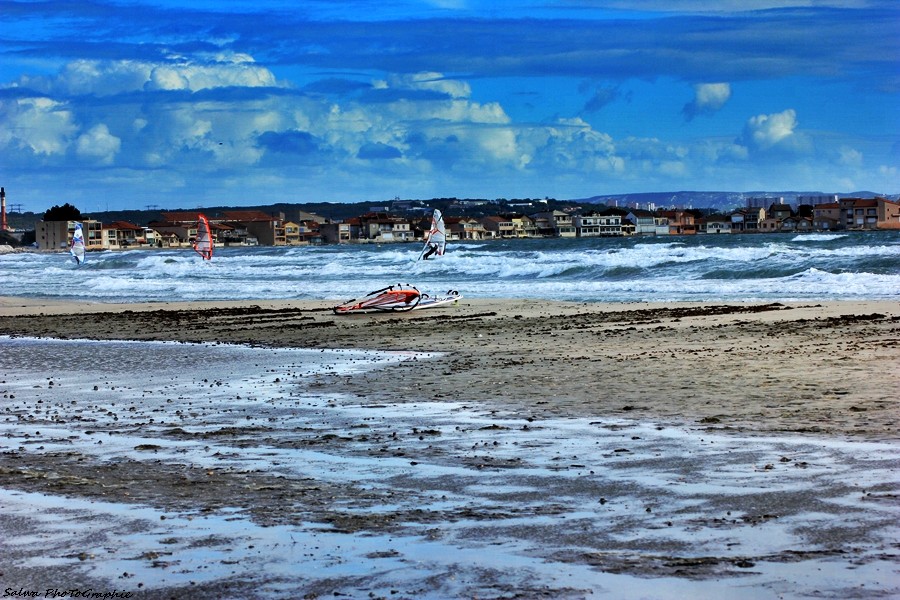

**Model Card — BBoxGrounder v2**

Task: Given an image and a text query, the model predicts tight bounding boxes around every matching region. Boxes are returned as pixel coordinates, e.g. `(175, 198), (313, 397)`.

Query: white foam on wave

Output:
(479, 268), (900, 302)
(791, 233), (848, 242)
(134, 253), (215, 276)
(410, 243), (792, 284)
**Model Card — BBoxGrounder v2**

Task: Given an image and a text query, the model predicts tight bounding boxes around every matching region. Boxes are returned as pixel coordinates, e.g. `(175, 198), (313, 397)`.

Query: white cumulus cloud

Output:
(146, 66), (191, 91)
(695, 83), (731, 110)
(683, 83), (731, 120)
(15, 56), (281, 97)
(1, 97), (77, 156)
(740, 108), (799, 151)
(75, 123), (121, 165)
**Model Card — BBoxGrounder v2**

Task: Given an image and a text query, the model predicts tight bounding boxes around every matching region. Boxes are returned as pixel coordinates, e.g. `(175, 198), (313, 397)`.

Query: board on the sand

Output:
(333, 284), (421, 314)
(412, 290), (463, 310)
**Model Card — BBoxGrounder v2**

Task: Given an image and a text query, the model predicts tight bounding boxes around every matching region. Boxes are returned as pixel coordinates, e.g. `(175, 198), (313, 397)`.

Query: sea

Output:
(1, 230), (898, 303)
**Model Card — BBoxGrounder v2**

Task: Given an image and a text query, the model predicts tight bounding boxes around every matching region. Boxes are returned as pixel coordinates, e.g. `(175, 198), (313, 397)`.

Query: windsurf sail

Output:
(418, 209), (446, 261)
(70, 222), (86, 265)
(333, 284), (421, 314)
(193, 214), (213, 260)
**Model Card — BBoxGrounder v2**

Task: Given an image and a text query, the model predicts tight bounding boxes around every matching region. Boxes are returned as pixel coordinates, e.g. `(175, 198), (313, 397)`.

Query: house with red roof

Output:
(102, 220), (146, 248)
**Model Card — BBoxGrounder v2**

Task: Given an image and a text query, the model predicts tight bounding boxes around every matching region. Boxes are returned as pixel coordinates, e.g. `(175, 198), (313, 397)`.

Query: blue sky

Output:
(1, 0), (898, 213)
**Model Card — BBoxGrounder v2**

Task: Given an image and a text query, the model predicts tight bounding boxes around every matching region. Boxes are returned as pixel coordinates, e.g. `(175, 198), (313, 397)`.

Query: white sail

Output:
(70, 222), (86, 265)
(418, 209), (446, 261)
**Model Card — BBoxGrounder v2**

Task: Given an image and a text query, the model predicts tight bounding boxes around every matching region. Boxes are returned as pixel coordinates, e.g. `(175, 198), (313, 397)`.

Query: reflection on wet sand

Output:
(1, 338), (898, 599)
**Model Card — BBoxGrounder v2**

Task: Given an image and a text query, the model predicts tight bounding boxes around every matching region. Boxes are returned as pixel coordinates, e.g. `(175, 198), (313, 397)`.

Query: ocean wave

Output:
(477, 269), (900, 302)
(791, 233), (848, 242)
(3, 232), (897, 303)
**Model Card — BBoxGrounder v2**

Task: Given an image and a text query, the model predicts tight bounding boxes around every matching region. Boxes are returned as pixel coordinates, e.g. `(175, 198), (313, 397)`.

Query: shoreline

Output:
(2, 296), (897, 441)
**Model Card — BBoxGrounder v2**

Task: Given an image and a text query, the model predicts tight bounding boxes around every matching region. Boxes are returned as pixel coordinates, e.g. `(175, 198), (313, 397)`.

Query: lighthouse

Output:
(0, 187), (6, 232)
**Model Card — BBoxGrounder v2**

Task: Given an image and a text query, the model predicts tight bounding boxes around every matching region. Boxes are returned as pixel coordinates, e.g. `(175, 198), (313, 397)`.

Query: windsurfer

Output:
(70, 222), (86, 265)
(416, 209), (445, 263)
(422, 243), (439, 260)
(193, 214), (213, 260)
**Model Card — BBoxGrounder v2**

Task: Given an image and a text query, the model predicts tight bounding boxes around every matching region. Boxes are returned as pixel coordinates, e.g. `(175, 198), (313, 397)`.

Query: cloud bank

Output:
(1, 0), (897, 210)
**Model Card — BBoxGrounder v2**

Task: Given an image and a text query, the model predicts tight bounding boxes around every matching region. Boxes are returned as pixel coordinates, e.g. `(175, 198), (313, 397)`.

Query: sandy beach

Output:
(1, 297), (898, 598)
(2, 297), (898, 439)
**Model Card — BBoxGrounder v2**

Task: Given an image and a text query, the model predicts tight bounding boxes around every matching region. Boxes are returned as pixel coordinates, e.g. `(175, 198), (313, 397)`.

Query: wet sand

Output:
(1, 297), (899, 598)
(2, 297), (898, 440)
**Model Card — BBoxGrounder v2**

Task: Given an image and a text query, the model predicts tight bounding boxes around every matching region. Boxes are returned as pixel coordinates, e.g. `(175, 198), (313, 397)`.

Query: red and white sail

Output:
(193, 214), (213, 260)
(333, 284), (421, 314)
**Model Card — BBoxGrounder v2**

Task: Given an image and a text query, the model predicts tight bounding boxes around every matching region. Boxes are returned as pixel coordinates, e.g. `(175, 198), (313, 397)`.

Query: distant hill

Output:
(574, 190), (896, 212)
(575, 191), (746, 212)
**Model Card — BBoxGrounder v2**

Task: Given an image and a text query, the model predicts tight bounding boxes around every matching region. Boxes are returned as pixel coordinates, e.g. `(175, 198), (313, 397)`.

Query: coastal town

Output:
(2, 188), (899, 251)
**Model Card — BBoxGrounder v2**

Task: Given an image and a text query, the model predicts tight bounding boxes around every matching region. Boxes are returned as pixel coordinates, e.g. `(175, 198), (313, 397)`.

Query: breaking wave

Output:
(2, 231), (897, 303)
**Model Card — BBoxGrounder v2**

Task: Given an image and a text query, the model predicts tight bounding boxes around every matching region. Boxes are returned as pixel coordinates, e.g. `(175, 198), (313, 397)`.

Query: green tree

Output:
(43, 203), (82, 221)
